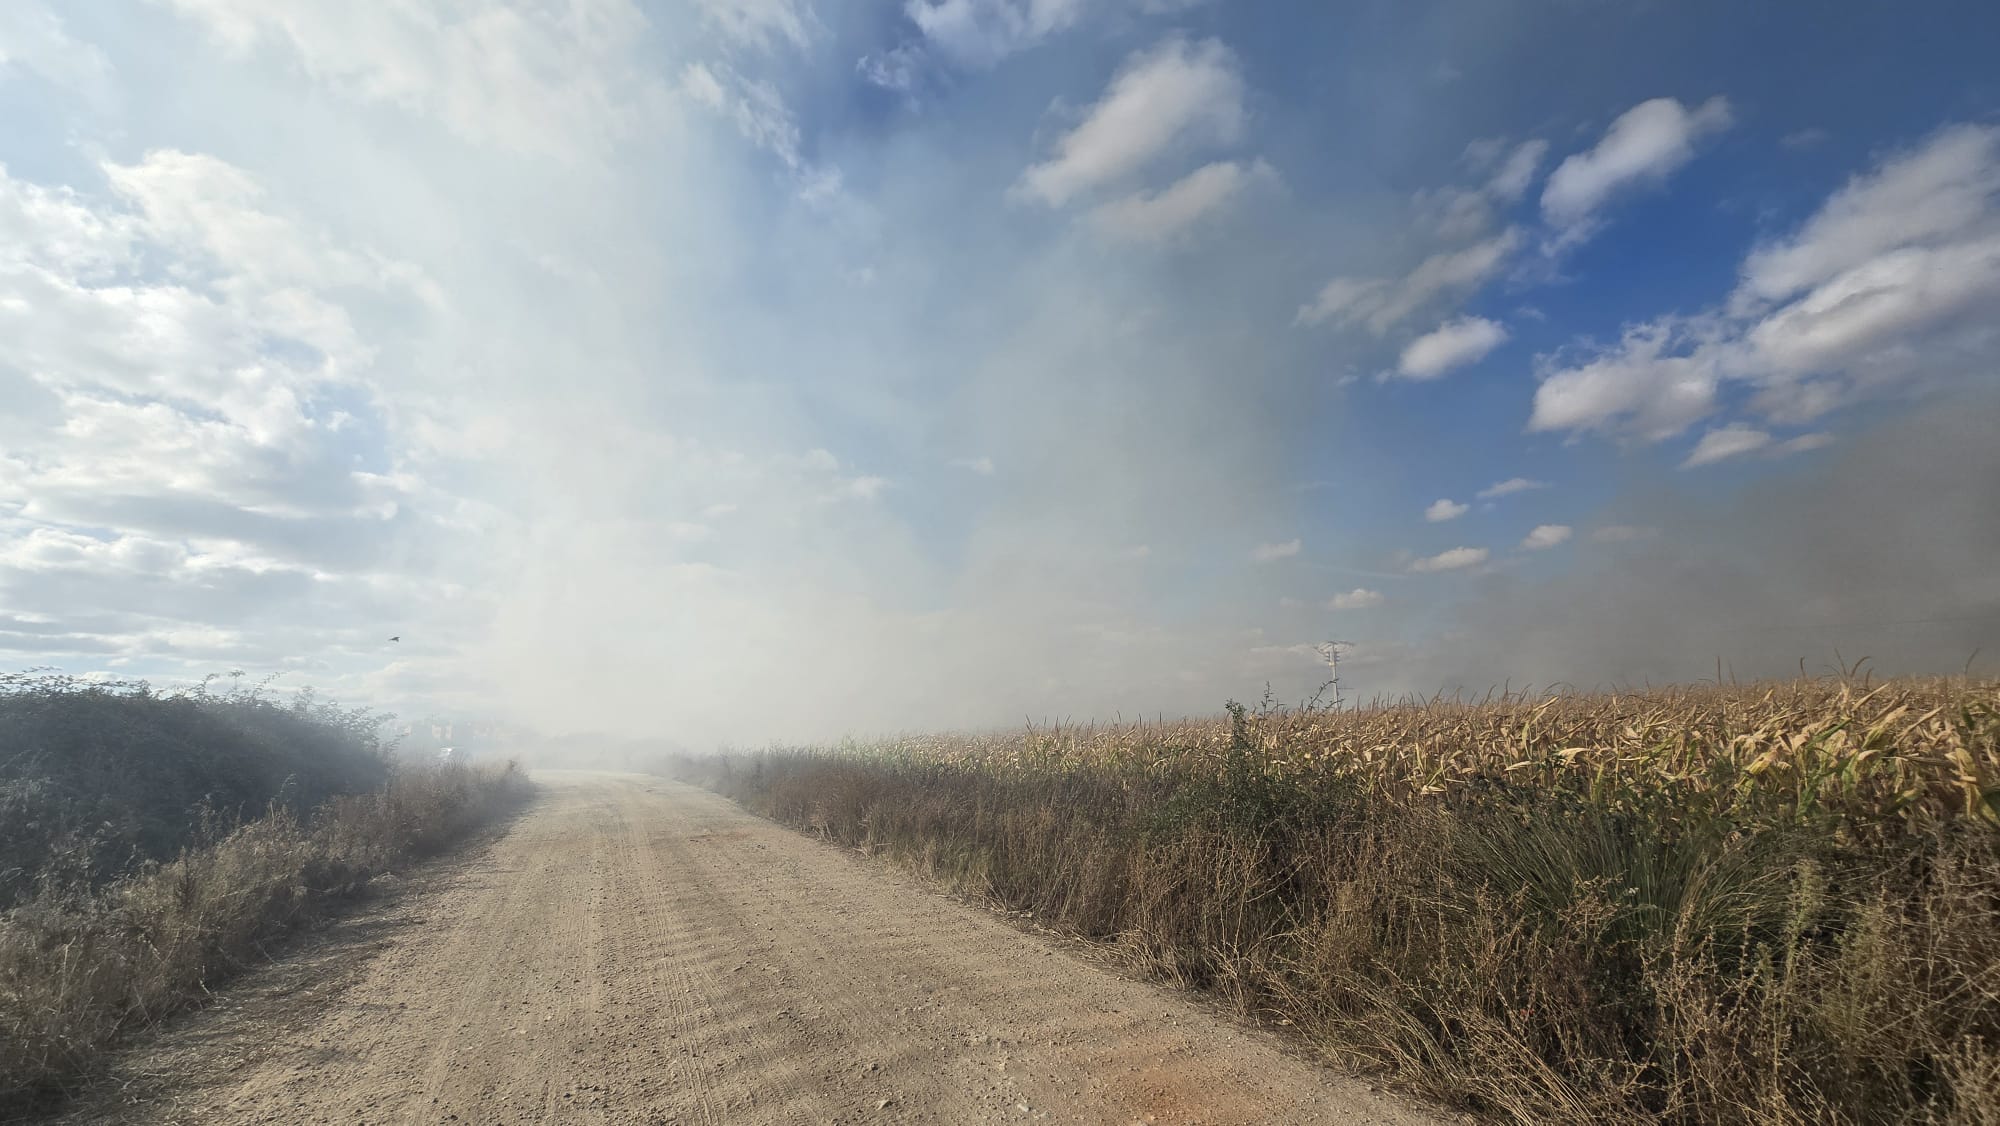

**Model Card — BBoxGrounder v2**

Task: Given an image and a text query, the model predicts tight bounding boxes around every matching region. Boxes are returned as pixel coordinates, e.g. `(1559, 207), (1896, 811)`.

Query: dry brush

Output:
(672, 676), (2000, 1124)
(0, 759), (531, 1115)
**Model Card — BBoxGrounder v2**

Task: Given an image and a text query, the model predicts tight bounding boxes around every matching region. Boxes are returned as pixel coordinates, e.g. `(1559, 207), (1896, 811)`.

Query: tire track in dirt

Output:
(55, 772), (1448, 1126)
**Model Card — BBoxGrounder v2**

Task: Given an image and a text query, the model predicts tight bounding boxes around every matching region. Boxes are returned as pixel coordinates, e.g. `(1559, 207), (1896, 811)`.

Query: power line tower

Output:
(1317, 640), (1355, 710)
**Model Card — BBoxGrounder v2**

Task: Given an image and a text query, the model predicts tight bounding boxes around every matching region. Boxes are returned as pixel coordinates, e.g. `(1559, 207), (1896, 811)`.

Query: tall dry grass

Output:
(672, 676), (2000, 1124)
(0, 760), (531, 1116)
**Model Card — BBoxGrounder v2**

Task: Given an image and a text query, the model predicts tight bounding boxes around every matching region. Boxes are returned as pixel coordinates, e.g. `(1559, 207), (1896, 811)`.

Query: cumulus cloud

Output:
(1529, 318), (1723, 440)
(1328, 588), (1384, 610)
(1541, 96), (1732, 239)
(1299, 229), (1520, 333)
(1410, 546), (1488, 573)
(1253, 538), (1302, 562)
(1396, 315), (1508, 380)
(1016, 37), (1245, 207)
(1093, 159), (1273, 240)
(1737, 126), (2000, 307)
(1425, 498), (1469, 522)
(0, 146), (486, 680)
(904, 0), (1086, 69)
(1520, 523), (1572, 550)
(1534, 125), (2000, 444)
(1477, 477), (1548, 499)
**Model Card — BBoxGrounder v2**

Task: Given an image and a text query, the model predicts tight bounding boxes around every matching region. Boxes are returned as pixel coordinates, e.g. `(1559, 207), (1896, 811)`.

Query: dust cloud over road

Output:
(60, 773), (1439, 1125)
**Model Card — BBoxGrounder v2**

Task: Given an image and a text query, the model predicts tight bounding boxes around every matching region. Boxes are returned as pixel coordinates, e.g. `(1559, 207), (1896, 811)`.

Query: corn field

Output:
(675, 675), (2000, 1124)
(838, 677), (1999, 831)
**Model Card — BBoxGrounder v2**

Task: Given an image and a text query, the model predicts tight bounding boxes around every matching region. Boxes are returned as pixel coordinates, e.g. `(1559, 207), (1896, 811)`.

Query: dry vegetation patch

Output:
(0, 675), (533, 1116)
(672, 676), (2000, 1124)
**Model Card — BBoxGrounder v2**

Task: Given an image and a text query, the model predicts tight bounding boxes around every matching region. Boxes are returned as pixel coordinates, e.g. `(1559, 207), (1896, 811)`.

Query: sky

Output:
(2, 0), (1997, 743)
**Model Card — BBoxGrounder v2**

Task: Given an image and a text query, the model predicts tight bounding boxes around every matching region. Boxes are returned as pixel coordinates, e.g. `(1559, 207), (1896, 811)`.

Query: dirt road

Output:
(61, 772), (1442, 1125)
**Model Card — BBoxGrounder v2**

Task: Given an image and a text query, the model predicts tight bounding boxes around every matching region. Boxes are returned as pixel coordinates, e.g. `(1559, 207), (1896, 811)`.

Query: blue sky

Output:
(1, 0), (1997, 741)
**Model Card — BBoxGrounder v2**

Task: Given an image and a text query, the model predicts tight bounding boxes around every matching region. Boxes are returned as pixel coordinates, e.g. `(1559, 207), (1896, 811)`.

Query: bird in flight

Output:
(388, 635), (401, 642)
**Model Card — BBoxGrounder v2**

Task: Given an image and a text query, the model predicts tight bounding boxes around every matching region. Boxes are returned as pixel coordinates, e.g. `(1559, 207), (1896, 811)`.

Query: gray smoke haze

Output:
(2, 2), (1997, 748)
(1382, 390), (2000, 698)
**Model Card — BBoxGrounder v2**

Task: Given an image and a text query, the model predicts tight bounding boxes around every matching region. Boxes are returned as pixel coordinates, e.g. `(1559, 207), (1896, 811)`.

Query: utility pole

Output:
(1318, 640), (1355, 710)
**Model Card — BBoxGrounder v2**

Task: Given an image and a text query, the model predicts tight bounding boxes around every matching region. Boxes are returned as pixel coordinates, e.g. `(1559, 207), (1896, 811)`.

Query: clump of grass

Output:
(671, 675), (2000, 1124)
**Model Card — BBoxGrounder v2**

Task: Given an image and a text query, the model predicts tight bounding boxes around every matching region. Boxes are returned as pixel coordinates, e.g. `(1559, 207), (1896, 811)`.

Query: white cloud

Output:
(0, 1), (113, 100)
(1328, 588), (1384, 610)
(1541, 96), (1732, 237)
(1476, 477), (1548, 499)
(690, 0), (816, 51)
(1416, 139), (1548, 239)
(1252, 538), (1301, 562)
(1396, 315), (1508, 380)
(1412, 187), (1495, 242)
(1738, 126), (2000, 307)
(950, 456), (996, 475)
(1299, 228), (1520, 333)
(1681, 424), (1835, 468)
(160, 0), (668, 158)
(1520, 523), (1572, 550)
(0, 150), (469, 671)
(1535, 125), (2000, 444)
(1681, 422), (1770, 467)
(1424, 498), (1469, 522)
(1746, 234), (2000, 376)
(857, 42), (924, 91)
(1016, 37), (1245, 207)
(906, 0), (1086, 69)
(1528, 318), (1723, 440)
(679, 60), (840, 201)
(1410, 546), (1488, 573)
(1093, 159), (1272, 241)
(0, 151), (420, 417)
(1487, 139), (1550, 203)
